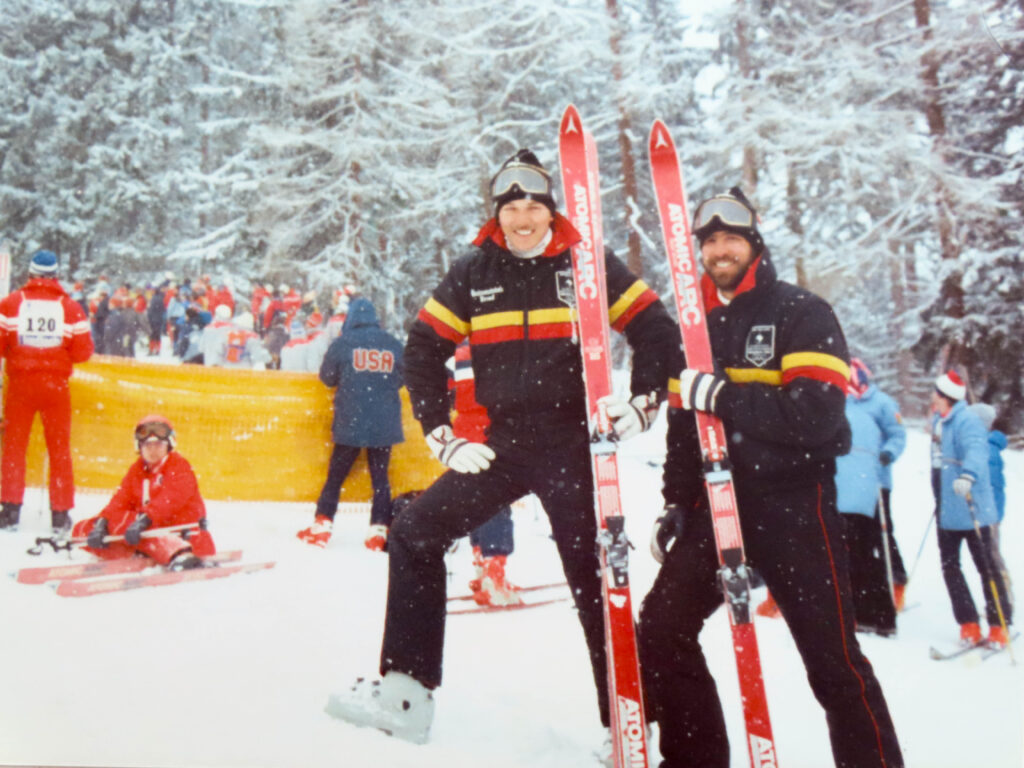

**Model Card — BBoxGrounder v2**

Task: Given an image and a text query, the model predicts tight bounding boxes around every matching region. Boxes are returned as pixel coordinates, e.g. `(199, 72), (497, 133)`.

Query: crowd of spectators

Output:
(75, 272), (359, 371)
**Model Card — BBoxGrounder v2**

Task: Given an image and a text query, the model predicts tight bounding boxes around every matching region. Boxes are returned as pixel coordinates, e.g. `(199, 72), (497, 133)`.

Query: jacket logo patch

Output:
(745, 325), (775, 367)
(352, 348), (395, 373)
(470, 287), (503, 303)
(555, 269), (576, 308)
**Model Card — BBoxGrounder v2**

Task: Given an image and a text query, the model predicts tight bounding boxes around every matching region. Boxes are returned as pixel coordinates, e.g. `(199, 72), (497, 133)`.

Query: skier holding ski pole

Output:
(929, 371), (1013, 649)
(639, 186), (903, 768)
(324, 147), (677, 750)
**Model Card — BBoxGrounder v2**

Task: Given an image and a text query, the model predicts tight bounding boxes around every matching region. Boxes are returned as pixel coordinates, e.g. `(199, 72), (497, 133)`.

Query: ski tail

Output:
(648, 119), (778, 766)
(559, 103), (651, 768)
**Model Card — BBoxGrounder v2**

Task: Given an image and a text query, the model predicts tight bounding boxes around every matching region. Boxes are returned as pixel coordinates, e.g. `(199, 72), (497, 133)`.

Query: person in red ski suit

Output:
(72, 415), (215, 569)
(0, 250), (94, 534)
(449, 341), (521, 607)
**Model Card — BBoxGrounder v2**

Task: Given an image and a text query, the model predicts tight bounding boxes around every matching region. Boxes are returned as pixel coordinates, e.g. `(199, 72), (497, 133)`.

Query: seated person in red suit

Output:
(71, 415), (215, 569)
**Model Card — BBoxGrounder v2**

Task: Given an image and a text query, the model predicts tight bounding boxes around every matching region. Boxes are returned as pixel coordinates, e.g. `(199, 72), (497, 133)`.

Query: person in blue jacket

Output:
(834, 359), (907, 636)
(930, 371), (1012, 648)
(968, 402), (1014, 615)
(297, 297), (405, 551)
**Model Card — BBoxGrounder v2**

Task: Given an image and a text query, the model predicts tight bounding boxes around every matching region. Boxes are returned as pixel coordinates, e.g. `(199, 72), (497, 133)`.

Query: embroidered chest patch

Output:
(470, 286), (504, 304)
(745, 325), (775, 367)
(555, 268), (576, 308)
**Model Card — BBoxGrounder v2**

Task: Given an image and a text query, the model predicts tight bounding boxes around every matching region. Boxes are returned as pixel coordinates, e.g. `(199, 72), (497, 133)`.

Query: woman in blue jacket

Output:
(297, 297), (405, 551)
(931, 372), (1012, 647)
(834, 361), (905, 636)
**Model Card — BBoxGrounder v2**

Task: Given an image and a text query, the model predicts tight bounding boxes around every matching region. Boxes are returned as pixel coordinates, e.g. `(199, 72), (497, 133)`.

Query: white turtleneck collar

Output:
(509, 229), (553, 260)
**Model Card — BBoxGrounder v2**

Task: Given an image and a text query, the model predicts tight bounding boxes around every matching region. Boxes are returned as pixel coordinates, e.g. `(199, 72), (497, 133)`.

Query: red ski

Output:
(559, 104), (651, 768)
(447, 581), (568, 603)
(448, 596), (571, 615)
(15, 550), (243, 585)
(54, 560), (275, 597)
(648, 119), (777, 768)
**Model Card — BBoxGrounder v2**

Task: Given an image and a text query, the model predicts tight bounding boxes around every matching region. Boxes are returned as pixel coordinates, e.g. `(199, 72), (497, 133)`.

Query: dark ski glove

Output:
(124, 513), (152, 546)
(677, 369), (727, 413)
(879, 450), (894, 467)
(87, 517), (109, 549)
(650, 504), (686, 564)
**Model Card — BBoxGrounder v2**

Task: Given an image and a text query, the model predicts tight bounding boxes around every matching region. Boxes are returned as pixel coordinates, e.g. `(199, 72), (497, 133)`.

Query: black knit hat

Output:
(490, 149), (557, 216)
(693, 186), (765, 254)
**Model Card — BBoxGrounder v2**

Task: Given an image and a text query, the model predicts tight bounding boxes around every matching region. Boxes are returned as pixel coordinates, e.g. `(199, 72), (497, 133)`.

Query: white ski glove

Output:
(952, 474), (974, 499)
(599, 393), (660, 441)
(677, 369), (727, 413)
(425, 425), (496, 474)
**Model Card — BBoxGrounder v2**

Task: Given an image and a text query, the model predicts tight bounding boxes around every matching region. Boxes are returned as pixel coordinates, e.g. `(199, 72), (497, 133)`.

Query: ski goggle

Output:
(490, 163), (551, 199)
(135, 421), (173, 443)
(692, 196), (756, 233)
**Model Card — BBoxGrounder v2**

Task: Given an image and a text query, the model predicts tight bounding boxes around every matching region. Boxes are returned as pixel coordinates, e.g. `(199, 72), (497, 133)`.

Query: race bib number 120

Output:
(18, 299), (65, 348)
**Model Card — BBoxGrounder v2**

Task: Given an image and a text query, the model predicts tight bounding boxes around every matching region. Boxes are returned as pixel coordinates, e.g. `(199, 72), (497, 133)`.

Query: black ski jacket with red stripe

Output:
(405, 214), (677, 436)
(663, 251), (852, 506)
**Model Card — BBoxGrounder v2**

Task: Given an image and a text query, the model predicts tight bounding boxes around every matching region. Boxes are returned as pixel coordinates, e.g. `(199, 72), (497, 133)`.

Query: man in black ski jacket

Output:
(324, 148), (677, 746)
(640, 189), (904, 768)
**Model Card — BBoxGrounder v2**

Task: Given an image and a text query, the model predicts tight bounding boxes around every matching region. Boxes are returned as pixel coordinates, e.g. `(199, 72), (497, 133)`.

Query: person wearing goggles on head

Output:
(0, 250), (94, 537)
(639, 188), (903, 768)
(324, 148), (677, 748)
(71, 415), (215, 570)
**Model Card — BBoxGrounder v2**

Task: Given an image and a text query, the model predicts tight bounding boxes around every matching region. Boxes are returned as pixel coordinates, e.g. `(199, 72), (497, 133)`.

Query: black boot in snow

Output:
(0, 502), (22, 531)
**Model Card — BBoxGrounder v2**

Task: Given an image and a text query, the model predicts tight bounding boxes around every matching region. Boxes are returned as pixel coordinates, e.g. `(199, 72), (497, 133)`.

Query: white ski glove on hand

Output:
(599, 393), (659, 441)
(677, 369), (727, 413)
(426, 425), (496, 474)
(952, 474), (974, 499)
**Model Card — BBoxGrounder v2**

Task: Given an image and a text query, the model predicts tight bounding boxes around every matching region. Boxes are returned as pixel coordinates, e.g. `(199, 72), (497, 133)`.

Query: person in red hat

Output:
(71, 415), (215, 569)
(930, 370), (1012, 648)
(0, 250), (94, 535)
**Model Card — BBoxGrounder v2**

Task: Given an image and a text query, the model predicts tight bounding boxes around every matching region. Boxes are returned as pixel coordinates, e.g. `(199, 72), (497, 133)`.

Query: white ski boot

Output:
(325, 671), (435, 744)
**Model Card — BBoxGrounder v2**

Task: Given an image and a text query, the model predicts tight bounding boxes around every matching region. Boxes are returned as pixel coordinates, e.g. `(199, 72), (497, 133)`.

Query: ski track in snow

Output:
(0, 425), (1020, 767)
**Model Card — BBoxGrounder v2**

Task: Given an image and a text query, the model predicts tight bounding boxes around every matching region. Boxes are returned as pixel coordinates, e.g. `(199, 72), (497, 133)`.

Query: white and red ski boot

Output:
(472, 554), (522, 607)
(297, 515), (333, 548)
(364, 524), (388, 552)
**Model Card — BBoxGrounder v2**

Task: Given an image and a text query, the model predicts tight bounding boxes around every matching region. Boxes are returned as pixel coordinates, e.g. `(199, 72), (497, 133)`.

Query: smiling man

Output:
(325, 148), (678, 750)
(640, 188), (904, 768)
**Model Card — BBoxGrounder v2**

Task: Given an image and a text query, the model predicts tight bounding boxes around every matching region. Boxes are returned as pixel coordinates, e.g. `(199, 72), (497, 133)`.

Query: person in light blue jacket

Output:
(968, 402), (1014, 615)
(835, 359), (906, 636)
(930, 371), (1012, 648)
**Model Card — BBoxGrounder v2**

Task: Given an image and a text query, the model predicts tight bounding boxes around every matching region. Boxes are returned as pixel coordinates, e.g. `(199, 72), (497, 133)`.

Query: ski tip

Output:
(560, 104), (581, 135)
(649, 120), (675, 153)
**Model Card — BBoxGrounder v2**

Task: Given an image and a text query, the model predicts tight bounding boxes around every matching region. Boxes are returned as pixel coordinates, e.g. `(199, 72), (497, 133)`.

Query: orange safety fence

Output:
(15, 355), (443, 504)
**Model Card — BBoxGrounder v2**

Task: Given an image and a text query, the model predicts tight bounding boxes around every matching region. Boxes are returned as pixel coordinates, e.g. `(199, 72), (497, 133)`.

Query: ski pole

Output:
(877, 486), (896, 611)
(966, 494), (1015, 665)
(906, 508), (936, 587)
(27, 523), (200, 556)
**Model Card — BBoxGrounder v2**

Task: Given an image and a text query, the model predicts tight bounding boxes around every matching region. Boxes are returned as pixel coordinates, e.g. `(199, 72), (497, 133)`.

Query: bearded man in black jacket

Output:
(640, 189), (904, 768)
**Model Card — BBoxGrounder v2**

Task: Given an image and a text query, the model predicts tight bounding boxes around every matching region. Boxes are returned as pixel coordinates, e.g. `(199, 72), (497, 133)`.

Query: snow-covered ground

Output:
(0, 424), (1020, 768)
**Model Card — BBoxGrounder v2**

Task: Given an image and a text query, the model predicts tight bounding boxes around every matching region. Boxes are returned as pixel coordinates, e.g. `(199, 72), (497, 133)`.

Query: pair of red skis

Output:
(560, 104), (775, 768)
(14, 550), (274, 596)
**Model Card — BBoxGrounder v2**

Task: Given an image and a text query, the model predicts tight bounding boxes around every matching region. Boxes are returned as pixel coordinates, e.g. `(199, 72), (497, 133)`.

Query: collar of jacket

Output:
(24, 277), (68, 297)
(473, 212), (581, 258)
(701, 249), (777, 312)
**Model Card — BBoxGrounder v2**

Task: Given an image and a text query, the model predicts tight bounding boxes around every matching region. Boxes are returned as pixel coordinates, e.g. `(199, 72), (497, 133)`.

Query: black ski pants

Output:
(840, 512), (897, 633)
(379, 426), (610, 725)
(937, 525), (1013, 628)
(639, 479), (903, 768)
(316, 444), (393, 527)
